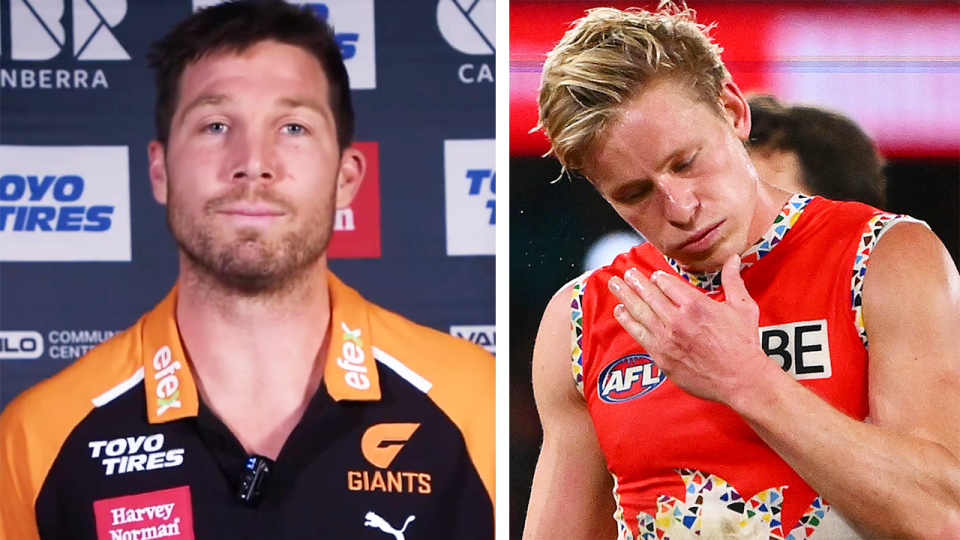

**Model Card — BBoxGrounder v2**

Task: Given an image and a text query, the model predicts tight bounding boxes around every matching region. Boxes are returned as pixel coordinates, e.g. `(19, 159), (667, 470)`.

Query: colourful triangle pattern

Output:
(784, 497), (830, 540)
(849, 213), (913, 349)
(570, 277), (587, 396)
(632, 470), (800, 540)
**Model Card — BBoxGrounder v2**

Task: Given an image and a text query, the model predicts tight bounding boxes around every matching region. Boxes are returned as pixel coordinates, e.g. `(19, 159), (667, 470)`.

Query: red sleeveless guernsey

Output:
(572, 195), (918, 540)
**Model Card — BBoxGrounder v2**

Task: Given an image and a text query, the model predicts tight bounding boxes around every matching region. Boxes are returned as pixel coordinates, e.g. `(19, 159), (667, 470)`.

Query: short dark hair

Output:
(147, 0), (353, 151)
(748, 95), (887, 209)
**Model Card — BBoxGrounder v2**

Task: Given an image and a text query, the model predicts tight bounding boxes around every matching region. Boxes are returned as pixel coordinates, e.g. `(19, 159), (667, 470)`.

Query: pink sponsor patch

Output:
(93, 486), (194, 540)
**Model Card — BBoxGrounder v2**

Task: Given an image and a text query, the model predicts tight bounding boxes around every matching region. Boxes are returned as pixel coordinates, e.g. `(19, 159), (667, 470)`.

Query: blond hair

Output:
(538, 3), (729, 175)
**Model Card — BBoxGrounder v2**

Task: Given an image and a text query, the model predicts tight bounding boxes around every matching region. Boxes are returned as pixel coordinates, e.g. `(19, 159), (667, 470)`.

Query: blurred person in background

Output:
(0, 2), (494, 539)
(523, 5), (960, 540)
(748, 94), (888, 209)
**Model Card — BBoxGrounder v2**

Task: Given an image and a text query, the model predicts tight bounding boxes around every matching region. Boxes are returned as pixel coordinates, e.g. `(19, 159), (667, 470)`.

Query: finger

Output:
(614, 304), (656, 350)
(649, 269), (704, 308)
(624, 268), (678, 327)
(609, 276), (658, 330)
(719, 254), (751, 307)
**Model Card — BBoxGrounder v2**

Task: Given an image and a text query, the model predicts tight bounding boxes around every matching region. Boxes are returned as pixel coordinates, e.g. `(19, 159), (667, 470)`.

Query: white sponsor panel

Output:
(437, 0), (494, 84)
(759, 319), (832, 381)
(450, 325), (495, 354)
(436, 0), (494, 55)
(444, 139), (495, 256)
(0, 146), (131, 262)
(0, 330), (44, 360)
(1, 0), (128, 89)
(192, 0), (376, 89)
(4, 0), (130, 60)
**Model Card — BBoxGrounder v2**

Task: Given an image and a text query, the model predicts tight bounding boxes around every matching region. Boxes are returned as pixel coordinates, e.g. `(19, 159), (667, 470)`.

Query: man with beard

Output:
(0, 2), (494, 539)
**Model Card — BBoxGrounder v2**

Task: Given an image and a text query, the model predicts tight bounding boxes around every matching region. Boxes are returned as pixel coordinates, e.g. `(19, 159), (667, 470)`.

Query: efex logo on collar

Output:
(349, 424), (431, 494)
(152, 346), (183, 416)
(337, 322), (370, 390)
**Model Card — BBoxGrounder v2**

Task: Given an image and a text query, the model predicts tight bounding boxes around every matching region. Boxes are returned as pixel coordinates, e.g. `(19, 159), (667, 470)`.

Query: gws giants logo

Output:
(597, 354), (664, 403)
(349, 423), (431, 494)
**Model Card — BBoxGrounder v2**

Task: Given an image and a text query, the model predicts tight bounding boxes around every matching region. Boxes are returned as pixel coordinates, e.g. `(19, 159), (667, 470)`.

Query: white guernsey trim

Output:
(373, 346), (433, 393)
(92, 367), (145, 407)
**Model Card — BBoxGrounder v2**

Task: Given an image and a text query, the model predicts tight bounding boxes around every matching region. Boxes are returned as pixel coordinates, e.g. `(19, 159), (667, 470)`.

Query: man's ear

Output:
(335, 147), (366, 209)
(718, 78), (751, 142)
(147, 141), (169, 205)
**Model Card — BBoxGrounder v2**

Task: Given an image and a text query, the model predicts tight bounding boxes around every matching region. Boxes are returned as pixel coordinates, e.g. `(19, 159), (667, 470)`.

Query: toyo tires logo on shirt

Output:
(597, 353), (665, 403)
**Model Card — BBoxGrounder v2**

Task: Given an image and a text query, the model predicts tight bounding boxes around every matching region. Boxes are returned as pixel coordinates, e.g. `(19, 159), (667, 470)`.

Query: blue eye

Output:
(283, 124), (306, 135)
(205, 122), (228, 134)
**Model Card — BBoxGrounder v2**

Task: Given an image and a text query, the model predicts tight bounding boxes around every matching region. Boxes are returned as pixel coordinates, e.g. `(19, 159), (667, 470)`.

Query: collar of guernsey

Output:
(139, 271), (381, 424)
(663, 192), (813, 293)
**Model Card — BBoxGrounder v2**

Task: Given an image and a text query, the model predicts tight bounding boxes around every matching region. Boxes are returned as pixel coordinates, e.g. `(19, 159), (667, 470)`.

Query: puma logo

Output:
(364, 511), (415, 540)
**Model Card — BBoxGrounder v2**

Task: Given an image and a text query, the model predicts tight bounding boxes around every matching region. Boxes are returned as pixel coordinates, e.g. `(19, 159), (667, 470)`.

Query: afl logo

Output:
(597, 354), (664, 403)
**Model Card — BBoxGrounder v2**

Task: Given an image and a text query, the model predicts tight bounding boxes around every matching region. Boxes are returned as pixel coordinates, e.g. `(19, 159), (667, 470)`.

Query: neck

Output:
(746, 181), (794, 248)
(174, 254), (332, 410)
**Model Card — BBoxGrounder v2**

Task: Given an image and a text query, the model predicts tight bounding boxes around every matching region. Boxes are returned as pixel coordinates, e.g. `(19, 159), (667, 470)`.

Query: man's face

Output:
(583, 78), (759, 273)
(148, 40), (363, 293)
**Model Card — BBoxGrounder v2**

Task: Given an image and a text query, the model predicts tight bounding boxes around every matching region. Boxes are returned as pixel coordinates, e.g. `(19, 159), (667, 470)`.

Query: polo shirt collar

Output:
(140, 271), (381, 425)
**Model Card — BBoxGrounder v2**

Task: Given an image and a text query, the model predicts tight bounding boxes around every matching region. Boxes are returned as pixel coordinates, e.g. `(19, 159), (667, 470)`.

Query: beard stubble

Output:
(166, 181), (336, 297)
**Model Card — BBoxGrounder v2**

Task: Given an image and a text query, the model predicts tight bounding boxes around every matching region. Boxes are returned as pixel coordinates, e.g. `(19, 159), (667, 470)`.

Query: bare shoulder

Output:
(862, 220), (960, 453)
(864, 220), (959, 303)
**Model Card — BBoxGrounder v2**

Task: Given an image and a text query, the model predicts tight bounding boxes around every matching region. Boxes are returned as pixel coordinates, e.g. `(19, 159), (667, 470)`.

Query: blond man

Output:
(524, 5), (960, 540)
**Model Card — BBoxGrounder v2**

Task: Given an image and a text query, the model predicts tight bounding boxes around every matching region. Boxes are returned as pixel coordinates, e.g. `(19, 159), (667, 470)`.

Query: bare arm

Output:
(734, 222), (960, 538)
(523, 281), (618, 540)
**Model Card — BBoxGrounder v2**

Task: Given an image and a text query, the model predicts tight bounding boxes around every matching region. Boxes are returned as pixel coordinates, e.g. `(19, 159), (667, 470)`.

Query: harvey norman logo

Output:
(444, 139), (495, 256)
(93, 486), (194, 540)
(192, 0), (376, 89)
(1, 0), (129, 90)
(152, 347), (182, 417)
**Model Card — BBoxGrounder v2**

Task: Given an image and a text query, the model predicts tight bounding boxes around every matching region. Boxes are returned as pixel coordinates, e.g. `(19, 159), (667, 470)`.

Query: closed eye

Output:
(613, 183), (653, 204)
(672, 152), (697, 173)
